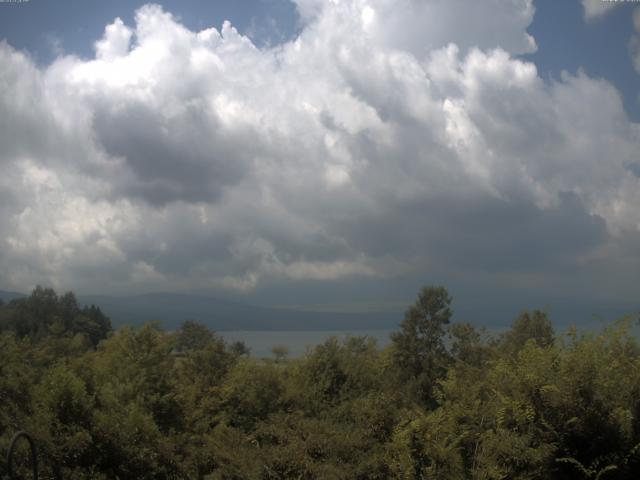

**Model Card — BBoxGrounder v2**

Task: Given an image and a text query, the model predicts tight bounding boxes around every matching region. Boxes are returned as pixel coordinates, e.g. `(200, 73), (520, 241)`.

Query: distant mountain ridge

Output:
(2, 289), (637, 333)
(0, 290), (25, 303)
(0, 289), (399, 331)
(75, 292), (400, 331)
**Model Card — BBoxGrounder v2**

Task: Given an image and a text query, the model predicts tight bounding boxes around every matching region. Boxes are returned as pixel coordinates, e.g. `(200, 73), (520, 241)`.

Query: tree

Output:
(72, 305), (112, 346)
(0, 287), (111, 346)
(448, 322), (492, 367)
(58, 291), (80, 330)
(501, 310), (554, 356)
(175, 320), (214, 352)
(220, 360), (284, 431)
(271, 345), (289, 363)
(228, 340), (250, 358)
(391, 285), (452, 406)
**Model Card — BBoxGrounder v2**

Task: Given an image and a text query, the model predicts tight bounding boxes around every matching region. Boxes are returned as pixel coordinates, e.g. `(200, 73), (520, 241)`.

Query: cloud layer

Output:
(581, 0), (618, 21)
(0, 1), (639, 302)
(631, 8), (640, 74)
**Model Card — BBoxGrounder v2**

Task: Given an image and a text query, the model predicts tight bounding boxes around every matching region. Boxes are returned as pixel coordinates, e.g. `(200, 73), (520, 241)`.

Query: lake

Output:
(218, 318), (635, 359)
(219, 330), (394, 358)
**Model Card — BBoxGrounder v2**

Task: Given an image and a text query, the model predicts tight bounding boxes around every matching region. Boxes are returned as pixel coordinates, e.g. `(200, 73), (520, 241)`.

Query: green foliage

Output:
(295, 335), (382, 412)
(1, 286), (640, 479)
(271, 345), (289, 363)
(228, 340), (251, 358)
(501, 309), (555, 356)
(391, 285), (452, 406)
(176, 319), (216, 352)
(388, 408), (467, 479)
(0, 286), (111, 346)
(449, 322), (493, 367)
(220, 360), (284, 431)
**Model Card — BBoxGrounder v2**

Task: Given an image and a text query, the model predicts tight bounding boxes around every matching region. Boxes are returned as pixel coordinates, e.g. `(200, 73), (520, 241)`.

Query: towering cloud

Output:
(581, 0), (618, 21)
(0, 1), (638, 301)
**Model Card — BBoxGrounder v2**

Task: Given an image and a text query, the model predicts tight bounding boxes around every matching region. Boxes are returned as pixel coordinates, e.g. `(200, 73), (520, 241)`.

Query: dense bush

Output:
(1, 286), (639, 479)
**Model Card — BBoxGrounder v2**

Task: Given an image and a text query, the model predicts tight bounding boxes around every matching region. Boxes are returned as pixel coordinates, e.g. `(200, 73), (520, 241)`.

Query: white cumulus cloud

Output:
(581, 0), (619, 21)
(0, 2), (638, 302)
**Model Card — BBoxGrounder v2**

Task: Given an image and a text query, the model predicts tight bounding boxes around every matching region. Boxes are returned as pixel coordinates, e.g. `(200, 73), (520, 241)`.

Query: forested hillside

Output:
(1, 287), (639, 479)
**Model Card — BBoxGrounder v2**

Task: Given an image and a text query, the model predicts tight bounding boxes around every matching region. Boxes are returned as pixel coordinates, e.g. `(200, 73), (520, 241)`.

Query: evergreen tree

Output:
(391, 285), (452, 406)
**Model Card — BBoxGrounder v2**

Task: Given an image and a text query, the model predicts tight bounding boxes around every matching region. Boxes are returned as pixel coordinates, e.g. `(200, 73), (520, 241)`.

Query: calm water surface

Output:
(220, 330), (394, 358)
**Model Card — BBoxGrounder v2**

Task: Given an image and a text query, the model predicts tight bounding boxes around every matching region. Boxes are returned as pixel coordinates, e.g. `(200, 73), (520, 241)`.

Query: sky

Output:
(0, 0), (639, 324)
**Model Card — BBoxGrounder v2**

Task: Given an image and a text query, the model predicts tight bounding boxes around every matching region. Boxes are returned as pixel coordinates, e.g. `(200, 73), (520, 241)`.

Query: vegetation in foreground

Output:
(1, 286), (639, 479)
